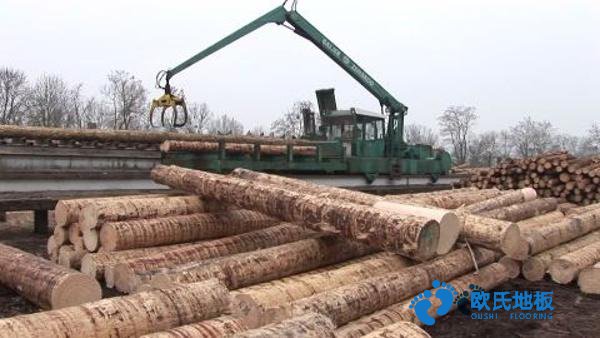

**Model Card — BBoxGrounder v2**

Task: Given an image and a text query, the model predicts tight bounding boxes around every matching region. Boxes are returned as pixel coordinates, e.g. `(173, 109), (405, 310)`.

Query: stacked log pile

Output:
(465, 151), (600, 205)
(4, 165), (599, 338)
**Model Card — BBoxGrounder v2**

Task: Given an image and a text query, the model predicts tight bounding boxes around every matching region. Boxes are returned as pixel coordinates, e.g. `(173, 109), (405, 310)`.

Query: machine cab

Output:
(312, 88), (386, 158)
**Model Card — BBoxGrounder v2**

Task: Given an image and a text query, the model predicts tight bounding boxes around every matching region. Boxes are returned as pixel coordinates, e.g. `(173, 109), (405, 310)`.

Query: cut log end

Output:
(498, 256), (521, 279)
(98, 225), (117, 252)
(521, 258), (546, 281)
(500, 223), (525, 259)
(549, 259), (578, 284)
(437, 213), (460, 255)
(50, 274), (102, 309)
(578, 263), (600, 294)
(415, 220), (440, 261)
(82, 228), (99, 252)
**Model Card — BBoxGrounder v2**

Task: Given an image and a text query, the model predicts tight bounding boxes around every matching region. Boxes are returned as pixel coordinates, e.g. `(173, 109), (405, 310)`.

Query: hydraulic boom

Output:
(153, 1), (409, 156)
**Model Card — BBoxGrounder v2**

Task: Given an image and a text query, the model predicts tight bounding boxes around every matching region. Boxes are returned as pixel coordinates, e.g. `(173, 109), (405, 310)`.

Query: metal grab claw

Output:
(149, 93), (188, 128)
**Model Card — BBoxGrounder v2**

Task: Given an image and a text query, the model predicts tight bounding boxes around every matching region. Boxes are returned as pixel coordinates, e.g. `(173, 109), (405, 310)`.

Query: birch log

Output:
(98, 210), (278, 251)
(249, 247), (497, 328)
(0, 279), (228, 338)
(141, 236), (374, 293)
(0, 243), (101, 309)
(548, 241), (600, 284)
(151, 165), (439, 260)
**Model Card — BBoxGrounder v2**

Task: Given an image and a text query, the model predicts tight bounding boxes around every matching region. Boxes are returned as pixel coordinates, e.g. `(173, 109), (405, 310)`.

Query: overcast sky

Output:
(1, 0), (599, 134)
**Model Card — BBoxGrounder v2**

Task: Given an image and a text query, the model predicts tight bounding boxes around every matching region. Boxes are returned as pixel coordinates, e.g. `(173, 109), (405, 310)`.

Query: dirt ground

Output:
(1, 212), (599, 337)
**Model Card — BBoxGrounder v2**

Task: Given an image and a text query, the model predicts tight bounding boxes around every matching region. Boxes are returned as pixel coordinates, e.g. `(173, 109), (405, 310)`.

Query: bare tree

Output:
(207, 113), (244, 135)
(28, 74), (70, 127)
(183, 102), (212, 134)
(404, 124), (439, 147)
(0, 67), (29, 125)
(102, 70), (147, 130)
(510, 116), (554, 158)
(438, 105), (478, 164)
(270, 100), (314, 138)
(468, 131), (499, 167)
(581, 123), (600, 155)
(498, 130), (513, 159)
(63, 83), (85, 128)
(552, 134), (581, 155)
(248, 125), (268, 136)
(81, 96), (109, 129)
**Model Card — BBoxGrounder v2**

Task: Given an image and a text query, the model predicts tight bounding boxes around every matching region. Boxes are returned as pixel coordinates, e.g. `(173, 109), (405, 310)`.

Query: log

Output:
(99, 210), (278, 251)
(231, 168), (458, 254)
(463, 188), (537, 214)
(111, 223), (312, 291)
(526, 208), (600, 255)
(80, 195), (207, 231)
(0, 279), (228, 338)
(53, 225), (69, 245)
(151, 165), (440, 260)
(139, 315), (249, 338)
(231, 252), (413, 323)
(0, 124), (320, 146)
(161, 140), (317, 156)
(548, 241), (600, 284)
(578, 262), (600, 294)
(360, 322), (431, 338)
(81, 242), (192, 280)
(47, 235), (58, 262)
(260, 247), (498, 327)
(231, 313), (335, 338)
(517, 210), (564, 234)
(458, 213), (523, 258)
(522, 230), (600, 281)
(386, 189), (505, 209)
(479, 198), (558, 222)
(0, 243), (101, 309)
(82, 227), (99, 252)
(230, 167), (379, 205)
(372, 201), (460, 255)
(335, 260), (518, 338)
(142, 236), (375, 293)
(54, 194), (168, 227)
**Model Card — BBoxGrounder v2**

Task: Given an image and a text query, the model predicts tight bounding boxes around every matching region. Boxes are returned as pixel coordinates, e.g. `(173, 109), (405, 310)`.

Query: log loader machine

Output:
(152, 1), (455, 188)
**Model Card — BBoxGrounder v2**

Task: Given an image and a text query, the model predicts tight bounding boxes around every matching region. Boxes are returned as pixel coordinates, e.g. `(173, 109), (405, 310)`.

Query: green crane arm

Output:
(163, 4), (408, 150)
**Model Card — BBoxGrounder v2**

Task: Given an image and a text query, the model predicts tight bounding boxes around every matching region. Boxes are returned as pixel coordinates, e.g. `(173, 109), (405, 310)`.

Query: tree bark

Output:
(99, 210), (278, 251)
(334, 260), (517, 338)
(161, 141), (317, 156)
(139, 315), (248, 338)
(231, 252), (412, 328)
(578, 262), (600, 294)
(0, 279), (228, 338)
(457, 213), (523, 259)
(54, 194), (168, 227)
(231, 313), (335, 338)
(111, 223), (311, 292)
(0, 243), (101, 309)
(139, 236), (375, 294)
(517, 210), (564, 234)
(360, 321), (431, 338)
(463, 188), (537, 214)
(385, 189), (506, 210)
(151, 165), (439, 260)
(548, 241), (600, 284)
(526, 208), (600, 255)
(522, 230), (600, 281)
(264, 247), (497, 327)
(479, 198), (558, 222)
(80, 195), (207, 231)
